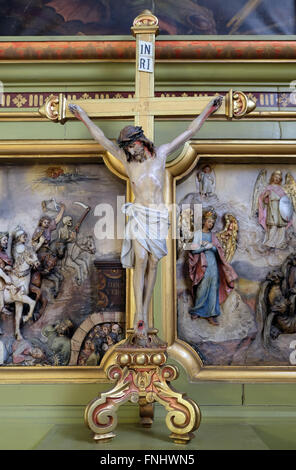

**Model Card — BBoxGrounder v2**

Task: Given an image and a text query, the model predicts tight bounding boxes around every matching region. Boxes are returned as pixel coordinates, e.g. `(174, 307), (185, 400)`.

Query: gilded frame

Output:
(2, 139), (296, 383)
(164, 139), (296, 383)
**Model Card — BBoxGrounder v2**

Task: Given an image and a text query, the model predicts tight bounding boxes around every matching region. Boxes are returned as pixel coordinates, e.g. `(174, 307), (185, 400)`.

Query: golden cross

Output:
(39, 10), (256, 332)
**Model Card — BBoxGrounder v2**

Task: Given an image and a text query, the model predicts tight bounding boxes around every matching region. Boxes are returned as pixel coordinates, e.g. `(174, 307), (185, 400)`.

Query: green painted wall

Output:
(1, 43), (296, 442)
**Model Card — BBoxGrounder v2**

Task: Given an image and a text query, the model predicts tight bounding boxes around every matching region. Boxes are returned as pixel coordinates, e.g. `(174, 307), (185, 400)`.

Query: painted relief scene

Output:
(0, 161), (126, 366)
(177, 162), (296, 365)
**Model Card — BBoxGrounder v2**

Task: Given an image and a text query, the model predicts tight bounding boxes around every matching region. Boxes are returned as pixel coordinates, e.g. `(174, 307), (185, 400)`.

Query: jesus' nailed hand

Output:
(69, 96), (223, 340)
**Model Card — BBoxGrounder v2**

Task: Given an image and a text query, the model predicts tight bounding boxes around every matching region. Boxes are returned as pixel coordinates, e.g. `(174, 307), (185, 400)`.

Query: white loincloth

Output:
(121, 203), (169, 269)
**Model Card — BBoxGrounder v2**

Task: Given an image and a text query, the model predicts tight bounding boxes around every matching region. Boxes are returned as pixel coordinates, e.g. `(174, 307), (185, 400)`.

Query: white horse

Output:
(62, 235), (96, 285)
(7, 246), (40, 340)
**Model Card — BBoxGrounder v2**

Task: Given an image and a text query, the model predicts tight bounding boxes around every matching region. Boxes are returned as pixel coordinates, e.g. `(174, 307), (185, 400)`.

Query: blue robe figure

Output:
(189, 231), (221, 321)
(188, 210), (238, 327)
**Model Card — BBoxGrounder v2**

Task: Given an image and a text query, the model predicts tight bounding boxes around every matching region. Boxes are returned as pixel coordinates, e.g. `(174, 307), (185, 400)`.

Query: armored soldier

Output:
(0, 233), (13, 331)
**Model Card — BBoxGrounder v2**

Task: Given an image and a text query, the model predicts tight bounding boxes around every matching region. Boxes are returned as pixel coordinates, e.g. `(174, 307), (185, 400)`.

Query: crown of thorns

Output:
(117, 126), (145, 149)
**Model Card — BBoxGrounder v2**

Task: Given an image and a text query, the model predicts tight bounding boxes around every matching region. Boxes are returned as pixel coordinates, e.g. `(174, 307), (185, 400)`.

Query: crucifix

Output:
(39, 10), (255, 444)
(39, 9), (255, 338)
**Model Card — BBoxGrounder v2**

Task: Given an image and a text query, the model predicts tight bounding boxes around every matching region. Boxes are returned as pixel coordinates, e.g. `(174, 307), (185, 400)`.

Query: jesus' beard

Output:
(124, 149), (146, 163)
(123, 141), (156, 163)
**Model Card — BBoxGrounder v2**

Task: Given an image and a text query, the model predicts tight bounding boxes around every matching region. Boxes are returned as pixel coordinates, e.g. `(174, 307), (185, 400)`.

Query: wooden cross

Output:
(39, 10), (256, 331)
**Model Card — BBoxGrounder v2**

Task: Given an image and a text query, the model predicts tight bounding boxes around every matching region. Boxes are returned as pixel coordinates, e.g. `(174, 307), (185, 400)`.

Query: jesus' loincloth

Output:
(121, 203), (170, 269)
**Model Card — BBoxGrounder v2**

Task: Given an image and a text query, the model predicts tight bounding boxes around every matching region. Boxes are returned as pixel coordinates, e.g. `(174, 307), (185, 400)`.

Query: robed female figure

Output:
(188, 210), (237, 326)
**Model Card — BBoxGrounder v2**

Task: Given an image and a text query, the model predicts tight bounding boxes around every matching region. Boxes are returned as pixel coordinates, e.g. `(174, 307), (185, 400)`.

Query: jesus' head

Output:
(117, 125), (155, 163)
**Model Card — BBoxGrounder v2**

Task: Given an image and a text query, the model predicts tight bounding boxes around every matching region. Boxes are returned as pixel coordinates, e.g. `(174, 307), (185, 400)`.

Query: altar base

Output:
(84, 330), (201, 444)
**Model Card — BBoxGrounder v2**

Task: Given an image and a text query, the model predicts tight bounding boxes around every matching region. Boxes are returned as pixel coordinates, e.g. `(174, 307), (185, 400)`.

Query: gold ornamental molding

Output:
(4, 109), (296, 122)
(3, 91), (296, 121)
(0, 139), (106, 159)
(37, 89), (255, 125)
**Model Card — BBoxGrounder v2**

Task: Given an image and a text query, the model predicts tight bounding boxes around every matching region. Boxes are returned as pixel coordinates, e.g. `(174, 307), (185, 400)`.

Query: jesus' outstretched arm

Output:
(157, 96), (223, 160)
(68, 103), (126, 164)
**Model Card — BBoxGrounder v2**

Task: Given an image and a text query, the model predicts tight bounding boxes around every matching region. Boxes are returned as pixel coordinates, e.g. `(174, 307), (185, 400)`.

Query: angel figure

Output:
(251, 169), (294, 249)
(177, 207), (194, 253)
(188, 209), (238, 326)
(196, 164), (216, 197)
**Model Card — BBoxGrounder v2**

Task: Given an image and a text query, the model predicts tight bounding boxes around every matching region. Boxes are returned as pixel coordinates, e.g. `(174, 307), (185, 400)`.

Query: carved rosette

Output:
(39, 95), (59, 120)
(38, 93), (67, 122)
(227, 90), (256, 119)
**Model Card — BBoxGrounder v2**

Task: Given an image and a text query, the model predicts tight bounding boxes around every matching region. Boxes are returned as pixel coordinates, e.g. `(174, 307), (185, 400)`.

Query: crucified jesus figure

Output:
(69, 96), (222, 341)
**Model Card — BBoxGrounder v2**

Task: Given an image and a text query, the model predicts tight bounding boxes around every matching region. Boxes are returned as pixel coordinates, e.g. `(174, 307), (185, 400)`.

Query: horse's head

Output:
(53, 241), (66, 259)
(86, 236), (96, 255)
(79, 236), (96, 255)
(41, 253), (57, 273)
(16, 246), (40, 270)
(26, 248), (40, 268)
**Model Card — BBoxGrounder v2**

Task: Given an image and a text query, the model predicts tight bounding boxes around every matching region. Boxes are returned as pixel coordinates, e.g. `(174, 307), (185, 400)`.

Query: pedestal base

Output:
(84, 332), (201, 444)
